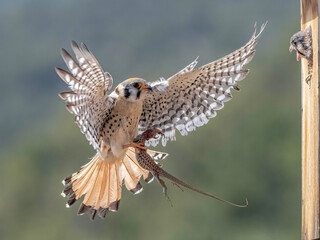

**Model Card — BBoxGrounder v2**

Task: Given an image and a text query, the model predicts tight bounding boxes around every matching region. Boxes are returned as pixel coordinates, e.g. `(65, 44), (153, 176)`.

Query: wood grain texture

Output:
(301, 0), (319, 239)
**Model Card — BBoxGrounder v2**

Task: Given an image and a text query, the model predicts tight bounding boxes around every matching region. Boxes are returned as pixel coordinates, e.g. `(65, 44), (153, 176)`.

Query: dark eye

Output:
(133, 82), (142, 88)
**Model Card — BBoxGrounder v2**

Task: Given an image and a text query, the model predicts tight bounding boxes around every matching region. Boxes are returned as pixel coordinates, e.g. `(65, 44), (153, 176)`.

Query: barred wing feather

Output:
(56, 41), (116, 155)
(139, 23), (266, 147)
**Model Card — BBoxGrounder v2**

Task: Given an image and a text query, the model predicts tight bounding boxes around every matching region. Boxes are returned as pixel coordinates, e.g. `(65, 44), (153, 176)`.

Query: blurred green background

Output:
(0, 0), (301, 239)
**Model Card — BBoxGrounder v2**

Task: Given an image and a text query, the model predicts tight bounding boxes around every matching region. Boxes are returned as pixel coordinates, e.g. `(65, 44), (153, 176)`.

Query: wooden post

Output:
(301, 0), (320, 239)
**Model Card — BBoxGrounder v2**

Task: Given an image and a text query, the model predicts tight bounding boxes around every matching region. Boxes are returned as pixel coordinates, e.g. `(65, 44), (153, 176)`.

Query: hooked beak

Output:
(289, 44), (294, 52)
(289, 44), (302, 61)
(141, 83), (153, 92)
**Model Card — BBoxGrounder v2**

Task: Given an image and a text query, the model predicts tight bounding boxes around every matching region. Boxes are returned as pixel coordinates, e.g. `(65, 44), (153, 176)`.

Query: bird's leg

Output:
(123, 142), (147, 152)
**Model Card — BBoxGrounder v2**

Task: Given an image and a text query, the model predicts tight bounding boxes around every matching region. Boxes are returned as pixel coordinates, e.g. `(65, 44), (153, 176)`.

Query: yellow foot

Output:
(124, 142), (147, 151)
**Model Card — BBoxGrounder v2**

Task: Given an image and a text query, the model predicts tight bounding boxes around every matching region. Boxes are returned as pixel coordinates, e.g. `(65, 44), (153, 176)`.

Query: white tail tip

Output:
(134, 187), (143, 195)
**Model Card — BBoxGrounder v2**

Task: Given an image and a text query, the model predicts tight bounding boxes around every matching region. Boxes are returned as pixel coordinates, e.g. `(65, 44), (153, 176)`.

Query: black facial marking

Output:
(137, 90), (141, 99)
(124, 86), (130, 99)
(115, 87), (119, 95)
(297, 48), (306, 57)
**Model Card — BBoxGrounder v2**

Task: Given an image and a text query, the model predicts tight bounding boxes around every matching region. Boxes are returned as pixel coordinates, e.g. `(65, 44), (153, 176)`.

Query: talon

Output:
(135, 142), (147, 150)
(124, 142), (147, 151)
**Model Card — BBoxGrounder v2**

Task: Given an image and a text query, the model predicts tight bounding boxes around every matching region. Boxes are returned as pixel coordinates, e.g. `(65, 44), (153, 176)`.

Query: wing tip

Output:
(58, 91), (67, 100)
(60, 48), (69, 58)
(55, 66), (64, 76)
(252, 21), (267, 40)
(80, 42), (90, 52)
(71, 40), (82, 57)
(71, 40), (78, 48)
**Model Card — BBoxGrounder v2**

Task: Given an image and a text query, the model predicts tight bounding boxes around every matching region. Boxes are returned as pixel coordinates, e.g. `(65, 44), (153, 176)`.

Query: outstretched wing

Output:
(139, 23), (266, 147)
(56, 41), (117, 155)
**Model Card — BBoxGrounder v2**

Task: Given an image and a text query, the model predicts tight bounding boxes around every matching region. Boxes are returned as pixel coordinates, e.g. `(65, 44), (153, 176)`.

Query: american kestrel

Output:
(57, 23), (266, 220)
(133, 128), (248, 207)
(289, 25), (312, 61)
(289, 25), (313, 82)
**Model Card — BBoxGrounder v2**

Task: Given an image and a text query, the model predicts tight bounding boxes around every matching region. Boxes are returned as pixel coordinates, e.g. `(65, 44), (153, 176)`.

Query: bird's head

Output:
(289, 33), (305, 61)
(289, 26), (312, 61)
(114, 78), (152, 102)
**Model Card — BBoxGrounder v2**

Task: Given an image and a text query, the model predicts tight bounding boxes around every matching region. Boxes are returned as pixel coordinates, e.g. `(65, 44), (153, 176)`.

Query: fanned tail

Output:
(61, 154), (121, 220)
(61, 147), (167, 219)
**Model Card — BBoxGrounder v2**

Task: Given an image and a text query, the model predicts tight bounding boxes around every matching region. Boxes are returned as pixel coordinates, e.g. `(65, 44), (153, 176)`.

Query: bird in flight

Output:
(56, 23), (266, 220)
